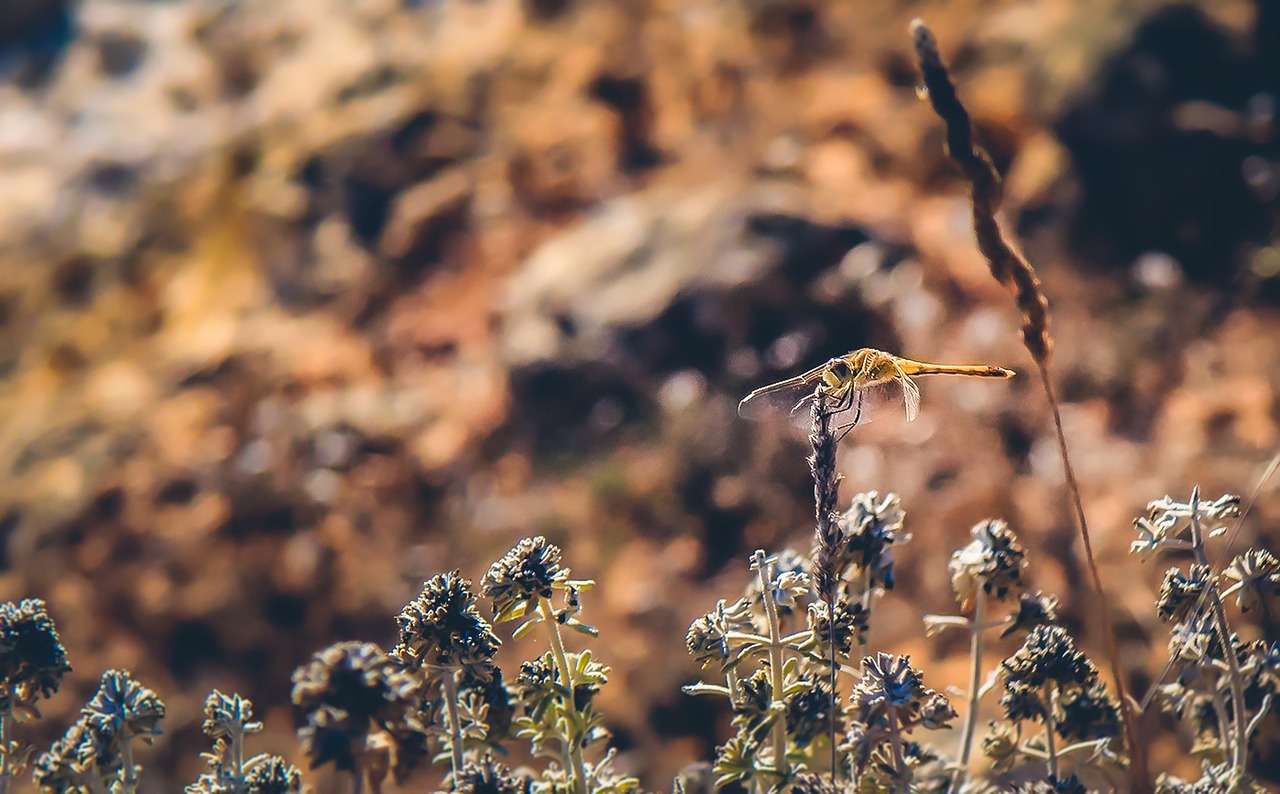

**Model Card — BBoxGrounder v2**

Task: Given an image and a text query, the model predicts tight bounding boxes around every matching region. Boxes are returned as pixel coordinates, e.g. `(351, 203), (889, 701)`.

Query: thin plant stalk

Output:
(754, 552), (790, 780)
(538, 597), (589, 794)
(887, 712), (906, 784)
(441, 669), (467, 783)
(0, 711), (10, 794)
(1210, 688), (1233, 763)
(910, 20), (1149, 790)
(1045, 687), (1060, 781)
(808, 391), (842, 781)
(726, 668), (742, 705)
(949, 588), (987, 793)
(120, 738), (136, 794)
(1188, 489), (1249, 778)
(229, 721), (245, 790)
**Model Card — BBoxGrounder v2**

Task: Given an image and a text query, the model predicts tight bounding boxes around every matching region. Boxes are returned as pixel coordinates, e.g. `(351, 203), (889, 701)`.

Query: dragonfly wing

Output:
(737, 365), (827, 422)
(901, 374), (921, 422)
(887, 359), (921, 422)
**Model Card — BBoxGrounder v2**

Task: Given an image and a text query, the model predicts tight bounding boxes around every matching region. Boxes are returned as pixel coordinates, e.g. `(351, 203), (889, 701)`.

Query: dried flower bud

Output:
(948, 519), (1026, 604)
(453, 754), (530, 794)
(785, 675), (836, 748)
(832, 491), (907, 591)
(1002, 625), (1097, 691)
(1223, 549), (1280, 613)
(201, 690), (262, 741)
(396, 571), (499, 675)
(244, 755), (304, 794)
(34, 670), (166, 790)
(482, 537), (567, 618)
(1056, 680), (1120, 742)
(1002, 591), (1060, 638)
(1156, 565), (1210, 624)
(291, 642), (424, 778)
(806, 599), (864, 658)
(685, 598), (754, 669)
(0, 599), (72, 712)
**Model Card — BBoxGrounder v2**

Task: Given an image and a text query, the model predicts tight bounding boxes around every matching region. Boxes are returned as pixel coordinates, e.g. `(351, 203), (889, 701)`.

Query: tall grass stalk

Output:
(910, 19), (1149, 791)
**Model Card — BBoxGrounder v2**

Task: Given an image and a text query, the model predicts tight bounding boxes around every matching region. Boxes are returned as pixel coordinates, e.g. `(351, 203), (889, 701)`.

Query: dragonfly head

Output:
(823, 357), (852, 387)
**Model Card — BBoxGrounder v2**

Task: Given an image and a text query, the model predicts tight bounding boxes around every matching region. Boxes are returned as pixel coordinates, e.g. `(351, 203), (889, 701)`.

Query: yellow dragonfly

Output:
(738, 348), (1014, 430)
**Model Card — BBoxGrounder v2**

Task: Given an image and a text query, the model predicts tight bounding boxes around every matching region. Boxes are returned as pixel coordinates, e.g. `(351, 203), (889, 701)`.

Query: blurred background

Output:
(0, 0), (1278, 789)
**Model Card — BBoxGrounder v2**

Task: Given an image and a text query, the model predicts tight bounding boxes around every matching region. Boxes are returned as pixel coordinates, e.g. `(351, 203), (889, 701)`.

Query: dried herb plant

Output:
(0, 599), (70, 794)
(910, 18), (1148, 791)
(1133, 490), (1279, 792)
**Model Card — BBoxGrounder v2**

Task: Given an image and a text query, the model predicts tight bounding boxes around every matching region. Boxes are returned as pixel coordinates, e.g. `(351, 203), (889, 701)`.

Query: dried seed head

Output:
(685, 598), (754, 669)
(1156, 565), (1210, 624)
(454, 754), (530, 794)
(949, 519), (1027, 604)
(395, 571), (499, 675)
(290, 642), (424, 775)
(910, 18), (1052, 363)
(1002, 591), (1060, 638)
(0, 598), (72, 711)
(482, 536), (567, 617)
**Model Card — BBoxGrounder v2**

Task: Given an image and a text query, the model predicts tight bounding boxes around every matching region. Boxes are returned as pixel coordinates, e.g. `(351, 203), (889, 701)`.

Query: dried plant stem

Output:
(229, 723), (245, 787)
(441, 669), (467, 782)
(753, 552), (790, 780)
(1039, 368), (1143, 766)
(1045, 687), (1060, 781)
(120, 739), (137, 794)
(1188, 489), (1249, 779)
(808, 392), (842, 781)
(888, 712), (906, 783)
(910, 19), (1149, 792)
(949, 588), (986, 794)
(0, 712), (11, 794)
(539, 597), (589, 794)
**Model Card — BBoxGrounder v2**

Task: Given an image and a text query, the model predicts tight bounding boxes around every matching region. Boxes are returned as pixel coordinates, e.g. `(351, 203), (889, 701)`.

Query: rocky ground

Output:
(0, 0), (1278, 789)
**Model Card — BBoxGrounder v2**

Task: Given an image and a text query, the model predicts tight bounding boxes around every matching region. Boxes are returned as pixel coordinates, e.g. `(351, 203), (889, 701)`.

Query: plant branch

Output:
(753, 551), (790, 780)
(1189, 489), (1249, 779)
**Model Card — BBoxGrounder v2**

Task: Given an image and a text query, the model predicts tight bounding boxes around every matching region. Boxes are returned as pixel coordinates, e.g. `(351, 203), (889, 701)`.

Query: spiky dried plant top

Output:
(290, 641), (427, 779)
(33, 670), (166, 790)
(0, 598), (71, 715)
(395, 570), (500, 677)
(948, 519), (1027, 604)
(482, 536), (567, 618)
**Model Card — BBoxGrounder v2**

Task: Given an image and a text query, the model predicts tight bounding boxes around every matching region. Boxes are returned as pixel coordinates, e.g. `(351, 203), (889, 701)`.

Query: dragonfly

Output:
(738, 348), (1014, 431)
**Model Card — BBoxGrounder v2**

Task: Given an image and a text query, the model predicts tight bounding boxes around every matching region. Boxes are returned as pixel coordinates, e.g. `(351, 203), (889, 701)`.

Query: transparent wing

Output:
(737, 365), (828, 423)
(843, 380), (914, 429)
(740, 382), (910, 431)
(891, 363), (921, 423)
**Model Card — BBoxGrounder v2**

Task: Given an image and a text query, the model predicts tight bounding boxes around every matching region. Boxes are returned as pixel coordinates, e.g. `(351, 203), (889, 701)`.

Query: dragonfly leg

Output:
(819, 384), (854, 420)
(834, 390), (865, 442)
